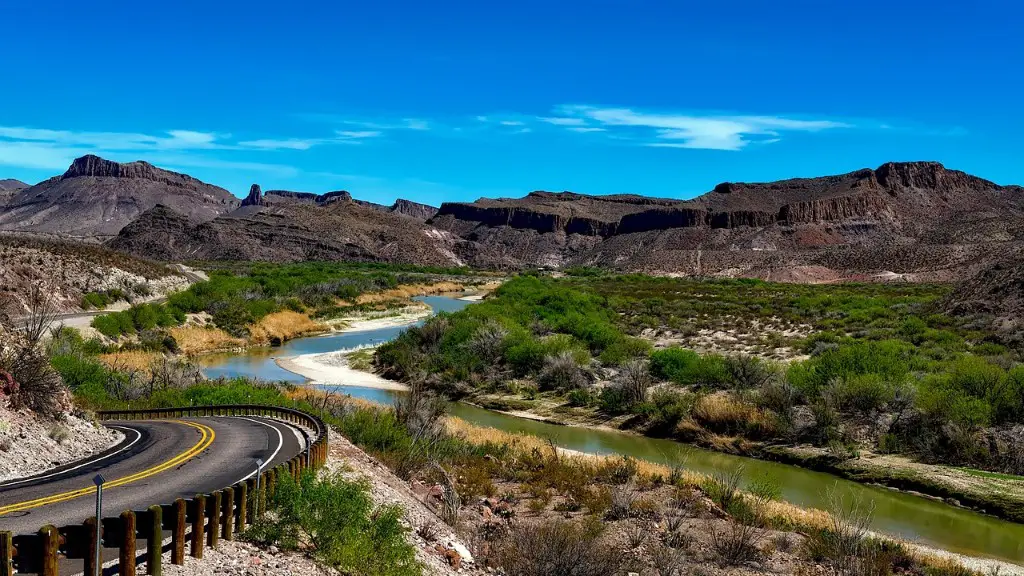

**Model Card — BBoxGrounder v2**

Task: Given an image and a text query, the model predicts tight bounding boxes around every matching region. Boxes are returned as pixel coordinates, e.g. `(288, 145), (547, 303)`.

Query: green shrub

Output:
(247, 471), (420, 576)
(787, 340), (912, 398)
(917, 374), (991, 429)
(650, 347), (700, 381)
(830, 374), (896, 413)
(599, 385), (633, 414)
(635, 388), (697, 434)
(566, 387), (592, 407)
(597, 337), (652, 366)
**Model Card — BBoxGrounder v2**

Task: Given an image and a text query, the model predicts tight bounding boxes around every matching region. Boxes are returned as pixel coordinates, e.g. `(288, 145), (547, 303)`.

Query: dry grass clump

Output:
(248, 311), (325, 346)
(169, 326), (245, 355)
(692, 393), (780, 439)
(98, 351), (160, 373)
(353, 282), (465, 305)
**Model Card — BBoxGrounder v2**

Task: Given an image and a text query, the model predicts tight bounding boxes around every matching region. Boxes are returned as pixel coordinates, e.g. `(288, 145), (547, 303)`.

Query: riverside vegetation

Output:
(88, 261), (487, 351)
(12, 322), (997, 576)
(374, 273), (1024, 519)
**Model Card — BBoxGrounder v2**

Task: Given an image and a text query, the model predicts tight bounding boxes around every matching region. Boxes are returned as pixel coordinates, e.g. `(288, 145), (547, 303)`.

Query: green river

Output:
(200, 295), (1024, 564)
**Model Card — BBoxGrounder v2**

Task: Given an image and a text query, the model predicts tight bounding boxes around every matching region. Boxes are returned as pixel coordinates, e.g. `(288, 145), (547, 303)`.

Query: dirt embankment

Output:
(0, 406), (123, 483)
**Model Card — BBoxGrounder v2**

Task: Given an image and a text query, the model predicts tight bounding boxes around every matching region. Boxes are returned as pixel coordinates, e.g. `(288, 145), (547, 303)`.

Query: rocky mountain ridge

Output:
(0, 179), (28, 191)
(3, 155), (1022, 283)
(240, 183), (438, 219)
(0, 155), (239, 237)
(425, 161), (1024, 278)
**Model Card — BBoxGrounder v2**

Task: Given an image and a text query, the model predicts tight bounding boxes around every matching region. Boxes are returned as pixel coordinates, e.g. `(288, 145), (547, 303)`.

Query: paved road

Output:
(0, 416), (304, 536)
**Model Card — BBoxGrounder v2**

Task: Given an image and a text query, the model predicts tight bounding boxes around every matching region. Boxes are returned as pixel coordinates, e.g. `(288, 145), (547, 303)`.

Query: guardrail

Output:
(0, 404), (329, 576)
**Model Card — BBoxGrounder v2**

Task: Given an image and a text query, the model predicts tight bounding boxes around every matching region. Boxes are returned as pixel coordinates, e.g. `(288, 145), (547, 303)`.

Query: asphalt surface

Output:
(0, 416), (305, 536)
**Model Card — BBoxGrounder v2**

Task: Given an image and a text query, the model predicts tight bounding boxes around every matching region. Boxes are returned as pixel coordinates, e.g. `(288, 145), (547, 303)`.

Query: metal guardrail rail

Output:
(0, 404), (329, 576)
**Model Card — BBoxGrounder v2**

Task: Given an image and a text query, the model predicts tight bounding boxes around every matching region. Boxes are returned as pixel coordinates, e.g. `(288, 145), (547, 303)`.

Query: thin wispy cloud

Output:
(336, 130), (383, 140)
(0, 126), (227, 151)
(499, 120), (525, 126)
(0, 125), (297, 173)
(568, 127), (606, 133)
(552, 105), (851, 150)
(538, 117), (587, 126)
(238, 138), (318, 150)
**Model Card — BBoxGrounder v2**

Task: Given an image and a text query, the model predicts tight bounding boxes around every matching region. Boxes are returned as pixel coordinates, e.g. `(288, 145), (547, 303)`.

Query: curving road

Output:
(0, 416), (305, 536)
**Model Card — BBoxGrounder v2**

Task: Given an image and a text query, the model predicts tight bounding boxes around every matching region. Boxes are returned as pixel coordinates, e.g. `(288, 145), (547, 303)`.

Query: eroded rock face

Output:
(391, 199), (439, 220)
(241, 184), (264, 207)
(428, 161), (1024, 276)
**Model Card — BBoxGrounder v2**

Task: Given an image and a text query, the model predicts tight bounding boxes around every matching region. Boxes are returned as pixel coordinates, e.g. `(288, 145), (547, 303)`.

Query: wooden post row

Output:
(84, 517), (100, 576)
(0, 531), (13, 576)
(246, 479), (256, 525)
(120, 510), (136, 576)
(208, 492), (222, 547)
(222, 487), (234, 541)
(148, 505), (162, 576)
(191, 495), (205, 559)
(172, 498), (186, 565)
(236, 482), (247, 532)
(40, 525), (59, 576)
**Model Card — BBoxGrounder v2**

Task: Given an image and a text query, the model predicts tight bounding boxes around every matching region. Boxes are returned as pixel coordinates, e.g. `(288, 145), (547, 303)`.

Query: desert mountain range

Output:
(2, 155), (1023, 283)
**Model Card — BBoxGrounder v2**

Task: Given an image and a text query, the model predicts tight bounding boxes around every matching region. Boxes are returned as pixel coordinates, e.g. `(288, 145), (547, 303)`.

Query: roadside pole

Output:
(93, 474), (105, 576)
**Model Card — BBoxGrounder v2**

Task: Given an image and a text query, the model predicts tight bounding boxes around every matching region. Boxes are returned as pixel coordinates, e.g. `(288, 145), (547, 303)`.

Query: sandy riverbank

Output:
(276, 349), (410, 391)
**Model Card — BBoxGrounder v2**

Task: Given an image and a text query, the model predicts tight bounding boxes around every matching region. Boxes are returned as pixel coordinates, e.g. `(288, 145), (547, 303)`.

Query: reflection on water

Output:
(202, 294), (1024, 564)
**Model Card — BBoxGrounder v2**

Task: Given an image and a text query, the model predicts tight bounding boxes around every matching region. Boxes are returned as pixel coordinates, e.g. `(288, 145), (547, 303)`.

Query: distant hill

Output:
(0, 178), (28, 191)
(0, 155), (238, 238)
(0, 179), (28, 209)
(4, 155), (1024, 283)
(430, 162), (1024, 280)
(108, 189), (458, 266)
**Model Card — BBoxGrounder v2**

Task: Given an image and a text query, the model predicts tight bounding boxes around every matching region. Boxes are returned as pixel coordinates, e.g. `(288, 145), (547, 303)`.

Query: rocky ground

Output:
(0, 233), (186, 319)
(0, 405), (123, 482)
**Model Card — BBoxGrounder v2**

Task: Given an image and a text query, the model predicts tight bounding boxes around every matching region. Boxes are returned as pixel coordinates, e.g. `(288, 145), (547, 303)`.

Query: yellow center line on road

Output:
(0, 420), (215, 516)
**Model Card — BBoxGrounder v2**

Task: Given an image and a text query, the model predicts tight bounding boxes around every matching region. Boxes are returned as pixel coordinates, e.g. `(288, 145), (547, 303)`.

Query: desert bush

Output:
(702, 466), (744, 515)
(803, 483), (876, 565)
(495, 519), (623, 576)
(566, 387), (592, 407)
(598, 336), (652, 366)
(635, 388), (698, 434)
(758, 377), (800, 420)
(466, 320), (509, 363)
(1, 329), (68, 416)
(725, 354), (776, 391)
(619, 359), (652, 403)
(606, 484), (638, 520)
(246, 471), (420, 576)
(537, 351), (592, 391)
(829, 374), (897, 414)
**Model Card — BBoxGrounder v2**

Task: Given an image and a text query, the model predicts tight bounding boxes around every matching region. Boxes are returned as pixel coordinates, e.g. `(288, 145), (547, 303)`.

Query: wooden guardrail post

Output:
(171, 498), (186, 565)
(120, 510), (137, 576)
(207, 492), (221, 547)
(191, 495), (205, 559)
(0, 531), (13, 576)
(84, 517), (99, 576)
(222, 487), (234, 541)
(257, 474), (267, 517)
(236, 483), (247, 532)
(246, 479), (257, 525)
(147, 505), (162, 576)
(40, 525), (59, 576)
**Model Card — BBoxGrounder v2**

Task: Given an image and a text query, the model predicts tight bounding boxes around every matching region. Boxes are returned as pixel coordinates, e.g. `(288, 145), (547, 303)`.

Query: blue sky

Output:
(1, 0), (1021, 206)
